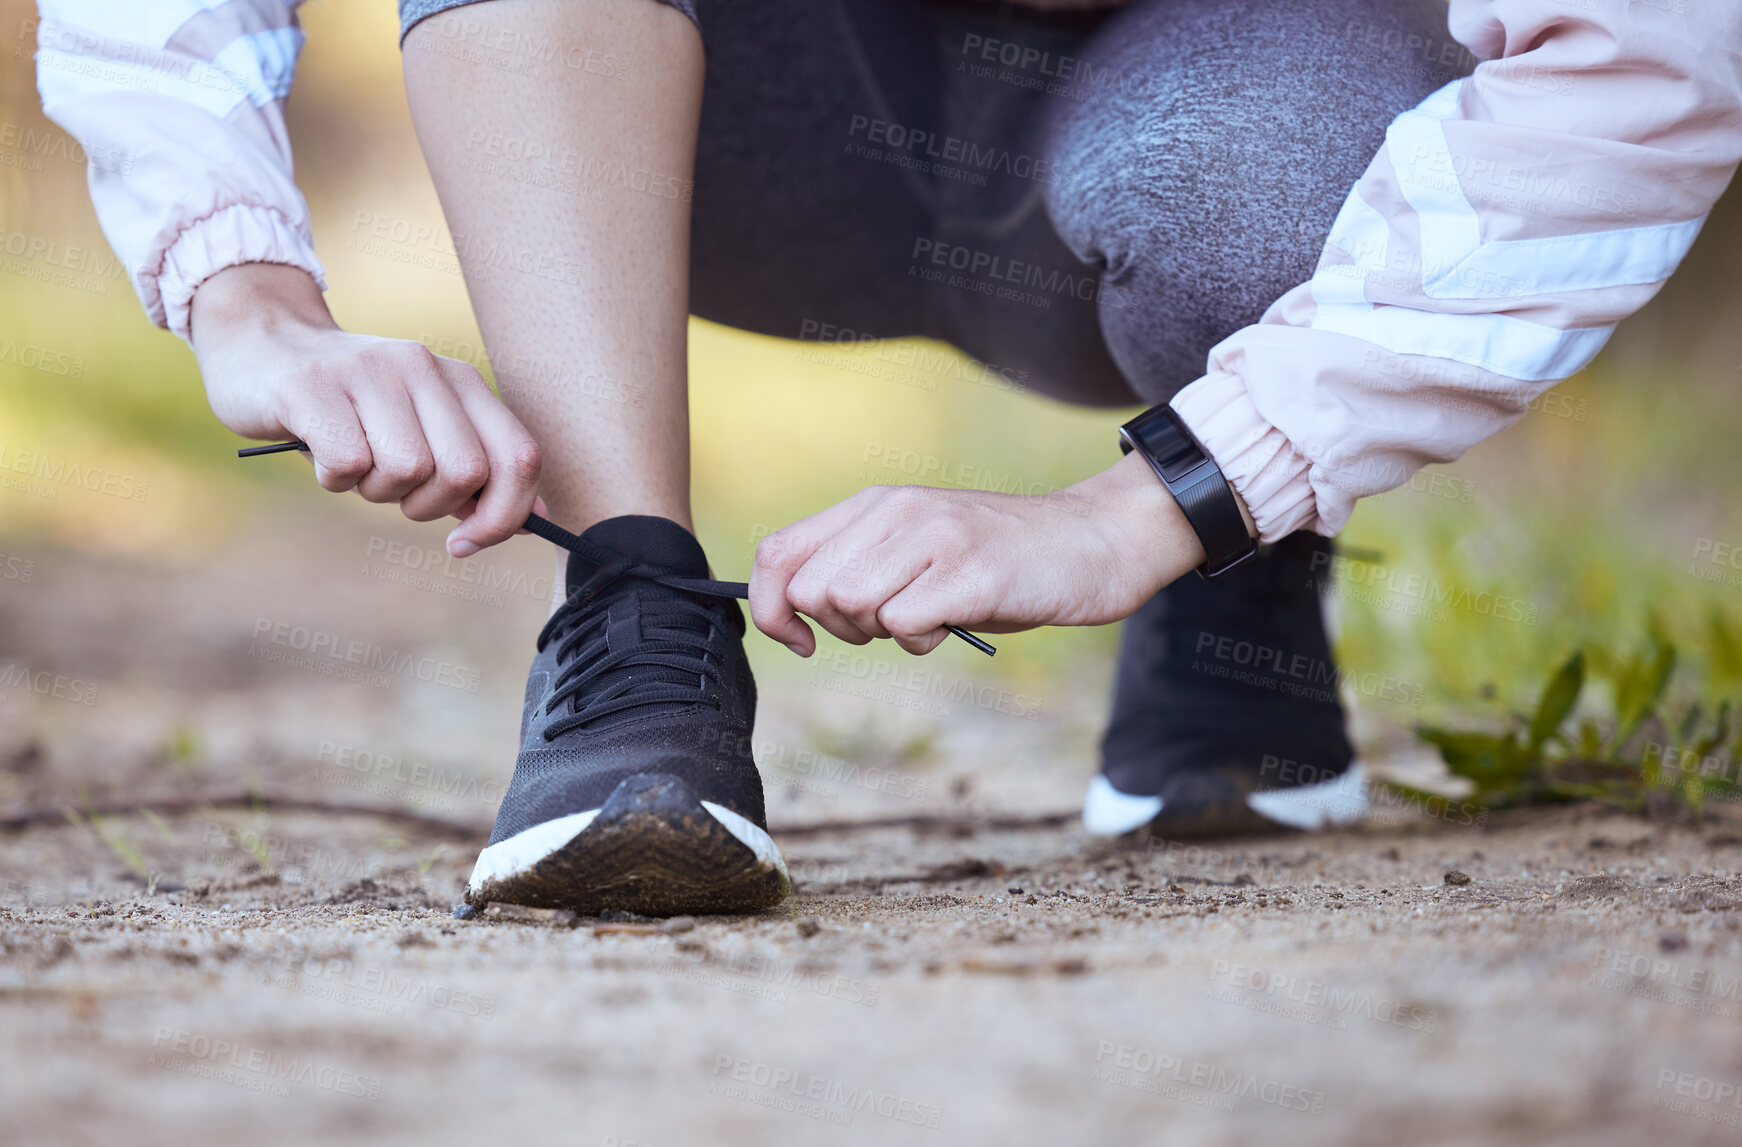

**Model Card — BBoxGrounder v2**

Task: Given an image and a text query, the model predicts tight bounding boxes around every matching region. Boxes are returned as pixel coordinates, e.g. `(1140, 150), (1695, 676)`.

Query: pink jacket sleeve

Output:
(33, 0), (325, 341)
(1171, 0), (1742, 540)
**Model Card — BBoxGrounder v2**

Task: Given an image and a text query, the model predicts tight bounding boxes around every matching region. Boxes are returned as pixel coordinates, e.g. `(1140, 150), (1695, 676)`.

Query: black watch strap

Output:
(1119, 404), (1258, 579)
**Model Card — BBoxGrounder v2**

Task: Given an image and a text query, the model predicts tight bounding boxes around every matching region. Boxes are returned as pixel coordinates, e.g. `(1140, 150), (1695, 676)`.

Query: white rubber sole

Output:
(466, 799), (787, 898)
(1245, 763), (1370, 830)
(1081, 763), (1371, 837)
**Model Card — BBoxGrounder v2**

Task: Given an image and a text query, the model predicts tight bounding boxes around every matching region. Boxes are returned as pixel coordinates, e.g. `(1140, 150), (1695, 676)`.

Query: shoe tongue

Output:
(554, 516), (723, 727)
(568, 515), (709, 597)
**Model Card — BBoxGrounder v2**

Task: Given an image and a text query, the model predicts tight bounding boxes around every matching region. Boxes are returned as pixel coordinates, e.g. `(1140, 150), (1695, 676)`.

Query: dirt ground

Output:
(4, 500), (1742, 1147)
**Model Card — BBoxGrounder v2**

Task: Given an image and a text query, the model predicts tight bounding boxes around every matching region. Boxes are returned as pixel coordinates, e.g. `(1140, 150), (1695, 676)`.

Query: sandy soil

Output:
(3, 501), (1742, 1147)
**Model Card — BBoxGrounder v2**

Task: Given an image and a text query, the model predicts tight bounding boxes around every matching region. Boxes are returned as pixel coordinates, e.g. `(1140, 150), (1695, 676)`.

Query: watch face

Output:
(1144, 420), (1206, 483)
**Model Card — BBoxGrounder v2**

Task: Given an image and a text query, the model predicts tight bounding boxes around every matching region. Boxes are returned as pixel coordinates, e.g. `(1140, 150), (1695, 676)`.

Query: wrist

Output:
(1119, 403), (1260, 578)
(189, 263), (335, 351)
(1095, 446), (1256, 543)
(1078, 452), (1207, 610)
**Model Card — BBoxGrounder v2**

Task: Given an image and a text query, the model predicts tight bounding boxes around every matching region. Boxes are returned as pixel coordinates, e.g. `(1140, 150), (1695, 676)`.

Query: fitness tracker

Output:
(1119, 404), (1259, 579)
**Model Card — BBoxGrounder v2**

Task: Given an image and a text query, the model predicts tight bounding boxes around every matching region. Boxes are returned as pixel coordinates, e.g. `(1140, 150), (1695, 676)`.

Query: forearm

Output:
(402, 0), (704, 532)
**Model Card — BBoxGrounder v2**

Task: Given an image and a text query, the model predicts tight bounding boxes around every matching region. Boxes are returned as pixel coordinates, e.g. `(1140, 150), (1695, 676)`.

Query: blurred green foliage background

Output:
(5, 0), (1742, 751)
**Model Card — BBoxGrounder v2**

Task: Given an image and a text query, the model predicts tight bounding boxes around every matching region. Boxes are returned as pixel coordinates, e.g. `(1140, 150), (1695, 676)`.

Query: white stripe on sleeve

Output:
(1387, 79), (1704, 301)
(1309, 295), (1614, 383)
(37, 26), (302, 118)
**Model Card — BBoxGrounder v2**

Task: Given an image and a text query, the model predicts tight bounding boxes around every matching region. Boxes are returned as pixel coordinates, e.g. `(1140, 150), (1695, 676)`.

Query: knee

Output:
(1045, 0), (1465, 329)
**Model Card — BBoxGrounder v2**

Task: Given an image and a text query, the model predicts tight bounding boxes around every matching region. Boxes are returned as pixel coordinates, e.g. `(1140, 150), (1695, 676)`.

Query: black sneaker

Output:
(464, 515), (788, 916)
(1082, 531), (1368, 837)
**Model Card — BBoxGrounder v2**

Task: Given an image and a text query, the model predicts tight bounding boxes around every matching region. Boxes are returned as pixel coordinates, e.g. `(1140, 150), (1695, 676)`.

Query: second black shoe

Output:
(464, 515), (787, 916)
(1083, 531), (1368, 837)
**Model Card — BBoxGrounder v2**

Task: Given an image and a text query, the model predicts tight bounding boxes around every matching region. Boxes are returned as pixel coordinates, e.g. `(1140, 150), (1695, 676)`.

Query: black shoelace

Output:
(235, 441), (995, 672)
(525, 514), (748, 739)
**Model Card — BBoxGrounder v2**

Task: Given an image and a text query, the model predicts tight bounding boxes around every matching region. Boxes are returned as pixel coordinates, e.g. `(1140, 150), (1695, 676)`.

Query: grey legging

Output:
(401, 0), (1466, 408)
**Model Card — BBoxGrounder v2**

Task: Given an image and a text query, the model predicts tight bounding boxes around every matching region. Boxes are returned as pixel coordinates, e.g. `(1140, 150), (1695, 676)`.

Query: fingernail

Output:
(448, 538), (479, 558)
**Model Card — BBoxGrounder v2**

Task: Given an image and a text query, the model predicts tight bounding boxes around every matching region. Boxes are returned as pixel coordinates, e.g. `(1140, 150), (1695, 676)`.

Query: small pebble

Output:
(1444, 870), (1473, 886)
(1659, 929), (1689, 953)
(451, 904), (476, 921)
(795, 917), (821, 938)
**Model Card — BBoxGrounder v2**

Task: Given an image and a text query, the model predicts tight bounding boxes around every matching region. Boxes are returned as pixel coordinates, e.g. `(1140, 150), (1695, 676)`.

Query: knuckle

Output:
(358, 340), (434, 379)
(754, 532), (801, 572)
(354, 343), (398, 373)
(507, 438), (543, 483)
(371, 462), (414, 487)
(395, 340), (439, 369)
(376, 451), (434, 486)
(786, 579), (827, 615)
(832, 584), (879, 617)
(442, 359), (488, 387)
(880, 602), (927, 638)
(882, 487), (930, 522)
(447, 451), (490, 490)
(322, 450), (371, 479)
(409, 449), (439, 484)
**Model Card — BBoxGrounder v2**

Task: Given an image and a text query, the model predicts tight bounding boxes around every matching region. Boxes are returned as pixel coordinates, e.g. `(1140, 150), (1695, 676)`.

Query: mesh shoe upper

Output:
(488, 516), (765, 846)
(1099, 530), (1354, 801)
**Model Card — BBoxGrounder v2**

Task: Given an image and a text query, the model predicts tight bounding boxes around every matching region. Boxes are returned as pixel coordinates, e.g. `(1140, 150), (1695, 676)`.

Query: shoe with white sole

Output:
(1084, 531), (1367, 837)
(465, 515), (788, 916)
(1082, 762), (1372, 836)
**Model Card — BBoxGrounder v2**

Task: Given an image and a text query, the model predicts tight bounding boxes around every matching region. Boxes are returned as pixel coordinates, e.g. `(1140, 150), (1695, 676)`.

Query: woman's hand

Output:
(190, 263), (544, 557)
(750, 451), (1216, 656)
